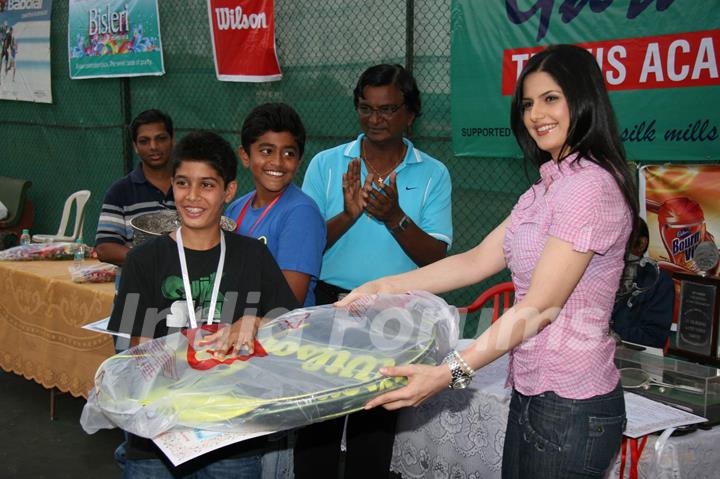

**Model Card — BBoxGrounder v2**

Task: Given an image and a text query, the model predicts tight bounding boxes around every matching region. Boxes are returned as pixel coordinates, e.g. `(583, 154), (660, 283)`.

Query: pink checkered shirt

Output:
(503, 154), (631, 399)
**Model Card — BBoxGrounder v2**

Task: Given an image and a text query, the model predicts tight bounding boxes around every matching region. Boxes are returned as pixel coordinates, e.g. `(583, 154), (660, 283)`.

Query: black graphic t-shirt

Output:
(109, 230), (298, 338)
(107, 230), (299, 461)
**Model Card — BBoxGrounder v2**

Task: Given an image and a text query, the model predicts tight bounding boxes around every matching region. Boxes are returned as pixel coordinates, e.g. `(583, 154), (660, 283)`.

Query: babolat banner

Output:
(0, 0), (52, 104)
(451, 0), (720, 162)
(68, 0), (164, 79)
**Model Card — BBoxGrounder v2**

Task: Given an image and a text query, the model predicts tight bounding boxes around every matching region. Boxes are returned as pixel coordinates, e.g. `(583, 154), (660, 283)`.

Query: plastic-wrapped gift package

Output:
(81, 292), (458, 438)
(0, 242), (92, 261)
(69, 262), (118, 283)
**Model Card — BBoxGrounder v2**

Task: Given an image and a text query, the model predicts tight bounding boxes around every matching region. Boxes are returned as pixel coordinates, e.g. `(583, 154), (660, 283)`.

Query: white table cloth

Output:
(390, 351), (720, 479)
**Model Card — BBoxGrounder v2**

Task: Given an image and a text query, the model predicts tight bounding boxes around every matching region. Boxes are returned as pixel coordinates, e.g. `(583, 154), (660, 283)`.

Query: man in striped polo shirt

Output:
(95, 109), (175, 266)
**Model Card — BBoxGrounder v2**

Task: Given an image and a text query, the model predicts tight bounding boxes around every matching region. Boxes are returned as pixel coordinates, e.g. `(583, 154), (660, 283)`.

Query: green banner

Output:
(68, 0), (164, 79)
(451, 0), (720, 162)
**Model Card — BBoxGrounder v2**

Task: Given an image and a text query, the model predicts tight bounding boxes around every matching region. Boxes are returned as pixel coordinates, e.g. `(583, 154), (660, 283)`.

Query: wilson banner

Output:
(451, 0), (720, 161)
(207, 0), (281, 82)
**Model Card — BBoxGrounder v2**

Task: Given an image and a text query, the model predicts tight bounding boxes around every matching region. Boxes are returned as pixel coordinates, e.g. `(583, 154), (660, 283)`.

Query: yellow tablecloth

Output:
(0, 259), (116, 398)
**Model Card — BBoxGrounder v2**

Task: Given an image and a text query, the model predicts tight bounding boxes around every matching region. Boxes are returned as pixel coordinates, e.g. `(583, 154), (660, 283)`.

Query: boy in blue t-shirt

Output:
(226, 103), (326, 306)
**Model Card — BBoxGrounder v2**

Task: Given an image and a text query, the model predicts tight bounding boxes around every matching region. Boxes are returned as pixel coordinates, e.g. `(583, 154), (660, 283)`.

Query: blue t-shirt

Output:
(225, 183), (326, 306)
(302, 134), (453, 290)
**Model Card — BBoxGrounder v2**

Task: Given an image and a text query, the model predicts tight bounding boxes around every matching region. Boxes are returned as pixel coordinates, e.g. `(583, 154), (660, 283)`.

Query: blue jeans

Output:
(114, 436), (127, 470)
(501, 383), (625, 479)
(122, 455), (261, 479)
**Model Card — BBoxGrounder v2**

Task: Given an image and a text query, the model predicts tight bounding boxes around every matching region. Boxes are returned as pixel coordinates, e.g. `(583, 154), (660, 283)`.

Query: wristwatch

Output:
(390, 214), (411, 234)
(442, 350), (475, 389)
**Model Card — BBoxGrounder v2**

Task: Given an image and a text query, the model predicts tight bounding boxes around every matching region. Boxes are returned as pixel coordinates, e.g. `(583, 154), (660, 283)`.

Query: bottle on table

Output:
(74, 238), (84, 265)
(19, 229), (31, 246)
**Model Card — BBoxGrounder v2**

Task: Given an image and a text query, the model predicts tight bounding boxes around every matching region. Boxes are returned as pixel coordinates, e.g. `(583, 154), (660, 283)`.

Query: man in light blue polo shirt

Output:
(303, 133), (452, 291)
(297, 63), (452, 479)
(302, 66), (452, 306)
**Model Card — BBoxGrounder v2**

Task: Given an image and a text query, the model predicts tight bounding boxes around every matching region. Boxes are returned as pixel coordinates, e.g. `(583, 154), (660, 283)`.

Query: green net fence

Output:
(0, 0), (535, 337)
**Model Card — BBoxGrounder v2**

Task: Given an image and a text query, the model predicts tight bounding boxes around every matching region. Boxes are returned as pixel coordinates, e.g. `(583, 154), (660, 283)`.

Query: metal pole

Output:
(405, 0), (415, 75)
(405, 0), (415, 138)
(120, 78), (133, 175)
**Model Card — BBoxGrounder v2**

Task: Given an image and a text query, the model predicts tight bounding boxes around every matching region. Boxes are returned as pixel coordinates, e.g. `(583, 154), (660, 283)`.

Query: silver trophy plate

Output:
(130, 211), (237, 247)
(694, 241), (719, 275)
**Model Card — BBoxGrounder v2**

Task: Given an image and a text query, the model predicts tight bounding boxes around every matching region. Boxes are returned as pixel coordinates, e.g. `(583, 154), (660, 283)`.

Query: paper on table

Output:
(81, 317), (130, 339)
(153, 428), (275, 466)
(624, 392), (707, 438)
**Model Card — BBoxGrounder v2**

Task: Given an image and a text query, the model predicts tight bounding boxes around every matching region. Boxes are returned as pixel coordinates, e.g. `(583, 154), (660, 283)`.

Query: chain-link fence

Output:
(0, 0), (534, 336)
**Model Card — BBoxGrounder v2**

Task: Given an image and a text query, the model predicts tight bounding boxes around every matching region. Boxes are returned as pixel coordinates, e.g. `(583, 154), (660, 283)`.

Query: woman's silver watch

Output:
(442, 350), (475, 389)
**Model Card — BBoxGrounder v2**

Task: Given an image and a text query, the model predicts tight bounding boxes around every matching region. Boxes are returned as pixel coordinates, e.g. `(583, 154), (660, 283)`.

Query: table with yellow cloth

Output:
(0, 259), (116, 398)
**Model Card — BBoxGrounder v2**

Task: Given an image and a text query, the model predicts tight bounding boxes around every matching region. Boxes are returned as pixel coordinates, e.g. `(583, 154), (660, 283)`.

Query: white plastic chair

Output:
(32, 190), (91, 243)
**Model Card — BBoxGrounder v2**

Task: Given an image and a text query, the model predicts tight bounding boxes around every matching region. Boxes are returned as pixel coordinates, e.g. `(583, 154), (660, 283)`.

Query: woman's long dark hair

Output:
(510, 44), (639, 240)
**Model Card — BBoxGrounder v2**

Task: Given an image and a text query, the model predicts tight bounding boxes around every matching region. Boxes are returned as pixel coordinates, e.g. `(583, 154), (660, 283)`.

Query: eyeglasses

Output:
(356, 103), (405, 119)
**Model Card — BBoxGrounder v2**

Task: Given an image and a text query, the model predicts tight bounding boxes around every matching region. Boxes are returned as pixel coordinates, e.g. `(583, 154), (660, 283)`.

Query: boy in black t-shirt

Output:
(108, 131), (298, 478)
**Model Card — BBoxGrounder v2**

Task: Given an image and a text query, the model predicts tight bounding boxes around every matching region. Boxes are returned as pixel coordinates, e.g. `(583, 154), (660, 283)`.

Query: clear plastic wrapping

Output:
(69, 262), (118, 283)
(81, 292), (458, 438)
(0, 242), (91, 261)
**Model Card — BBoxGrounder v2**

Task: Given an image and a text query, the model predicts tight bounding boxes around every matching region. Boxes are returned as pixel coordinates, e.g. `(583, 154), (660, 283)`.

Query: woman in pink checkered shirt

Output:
(341, 44), (639, 478)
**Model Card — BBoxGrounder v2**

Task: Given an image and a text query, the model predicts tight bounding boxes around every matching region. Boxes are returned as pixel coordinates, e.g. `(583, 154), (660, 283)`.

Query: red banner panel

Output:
(207, 0), (281, 82)
(502, 30), (719, 95)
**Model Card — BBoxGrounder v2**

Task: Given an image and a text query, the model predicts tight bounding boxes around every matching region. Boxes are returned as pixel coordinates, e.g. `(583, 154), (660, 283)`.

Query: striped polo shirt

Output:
(95, 164), (175, 247)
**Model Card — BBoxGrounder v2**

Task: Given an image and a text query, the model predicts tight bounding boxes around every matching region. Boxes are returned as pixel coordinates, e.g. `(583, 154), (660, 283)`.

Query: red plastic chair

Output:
(459, 281), (515, 324)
